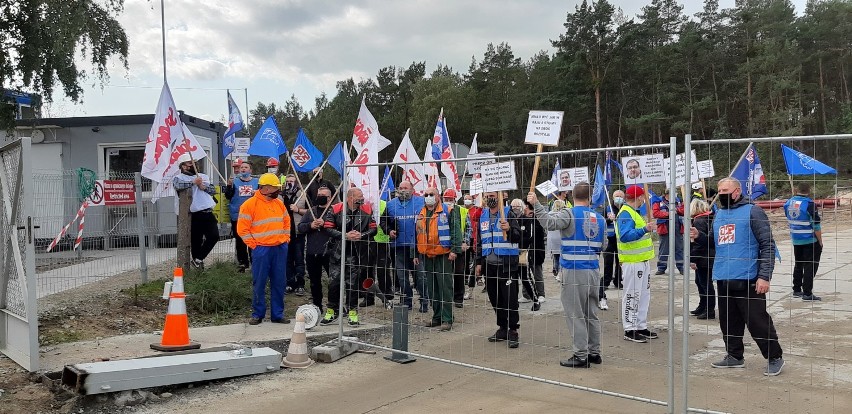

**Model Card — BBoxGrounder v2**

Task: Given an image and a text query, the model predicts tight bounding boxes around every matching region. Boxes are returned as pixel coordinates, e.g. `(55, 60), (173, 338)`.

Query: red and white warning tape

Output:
(46, 201), (89, 252)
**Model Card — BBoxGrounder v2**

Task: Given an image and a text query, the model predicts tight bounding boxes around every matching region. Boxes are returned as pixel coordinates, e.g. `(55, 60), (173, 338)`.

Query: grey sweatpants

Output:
(560, 268), (602, 358)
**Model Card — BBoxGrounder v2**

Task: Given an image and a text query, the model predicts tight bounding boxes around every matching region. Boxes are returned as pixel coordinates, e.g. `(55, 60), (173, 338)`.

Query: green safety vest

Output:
(374, 200), (390, 243)
(615, 204), (655, 263)
(458, 206), (468, 234)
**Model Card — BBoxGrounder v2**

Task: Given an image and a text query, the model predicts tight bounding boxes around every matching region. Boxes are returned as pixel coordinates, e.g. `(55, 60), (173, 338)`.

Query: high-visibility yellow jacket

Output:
(237, 192), (291, 249)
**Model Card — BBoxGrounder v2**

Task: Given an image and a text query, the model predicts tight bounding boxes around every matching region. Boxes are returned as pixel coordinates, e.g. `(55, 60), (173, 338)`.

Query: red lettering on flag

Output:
(353, 119), (371, 147)
(292, 144), (311, 166)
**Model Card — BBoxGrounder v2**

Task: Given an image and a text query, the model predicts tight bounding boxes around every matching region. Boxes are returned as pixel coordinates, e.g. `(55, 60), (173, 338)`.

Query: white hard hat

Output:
(691, 182), (702, 190)
(177, 153), (193, 165)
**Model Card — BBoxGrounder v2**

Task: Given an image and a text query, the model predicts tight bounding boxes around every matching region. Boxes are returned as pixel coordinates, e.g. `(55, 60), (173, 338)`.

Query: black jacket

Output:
(298, 205), (333, 255)
(323, 202), (376, 261)
(518, 214), (546, 266)
(690, 212), (715, 269)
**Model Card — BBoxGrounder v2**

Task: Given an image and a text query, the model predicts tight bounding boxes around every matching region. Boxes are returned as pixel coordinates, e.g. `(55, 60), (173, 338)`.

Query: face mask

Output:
(354, 198), (364, 206)
(463, 199), (473, 207)
(512, 206), (524, 215)
(424, 195), (436, 206)
(717, 193), (736, 208)
(486, 198), (498, 208)
(183, 166), (196, 176)
(315, 195), (329, 206)
(239, 172), (251, 179)
(397, 190), (412, 201)
(265, 190), (281, 199)
(285, 182), (295, 190)
(268, 167), (278, 174)
(614, 197), (624, 206)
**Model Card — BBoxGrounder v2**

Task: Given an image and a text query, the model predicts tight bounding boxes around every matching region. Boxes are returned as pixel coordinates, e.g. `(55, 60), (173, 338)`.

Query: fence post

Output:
(135, 173), (148, 283)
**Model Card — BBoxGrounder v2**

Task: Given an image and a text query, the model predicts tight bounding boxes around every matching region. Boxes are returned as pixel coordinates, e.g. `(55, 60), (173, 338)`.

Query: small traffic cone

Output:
(151, 267), (201, 352)
(281, 313), (314, 369)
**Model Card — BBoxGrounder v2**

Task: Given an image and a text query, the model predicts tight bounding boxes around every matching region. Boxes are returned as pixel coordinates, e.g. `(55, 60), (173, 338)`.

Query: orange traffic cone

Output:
(281, 313), (314, 369)
(151, 267), (201, 352)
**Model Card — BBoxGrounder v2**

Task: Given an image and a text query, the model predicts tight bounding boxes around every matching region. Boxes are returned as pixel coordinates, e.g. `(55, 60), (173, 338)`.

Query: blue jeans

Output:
(657, 233), (684, 273)
(251, 244), (288, 320)
(393, 245), (427, 306)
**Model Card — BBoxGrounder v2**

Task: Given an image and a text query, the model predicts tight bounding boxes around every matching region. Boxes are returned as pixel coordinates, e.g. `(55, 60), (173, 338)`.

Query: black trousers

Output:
(602, 235), (621, 288)
(793, 242), (822, 295)
(717, 279), (783, 360)
(484, 261), (520, 330)
(365, 241), (394, 301)
(694, 262), (716, 313)
(466, 249), (478, 288)
(305, 252), (330, 309)
(287, 234), (306, 288)
(519, 264), (540, 301)
(452, 250), (469, 303)
(328, 254), (364, 311)
(230, 221), (251, 267)
(191, 211), (219, 261)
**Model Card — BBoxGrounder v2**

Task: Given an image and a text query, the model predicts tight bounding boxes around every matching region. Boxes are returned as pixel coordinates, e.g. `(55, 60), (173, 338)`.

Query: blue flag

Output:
(380, 166), (395, 201)
(328, 141), (346, 178)
(221, 90), (244, 159)
(730, 143), (767, 200)
(547, 159), (561, 198)
(290, 128), (324, 173)
(591, 165), (607, 209)
(781, 144), (837, 175)
(248, 116), (287, 158)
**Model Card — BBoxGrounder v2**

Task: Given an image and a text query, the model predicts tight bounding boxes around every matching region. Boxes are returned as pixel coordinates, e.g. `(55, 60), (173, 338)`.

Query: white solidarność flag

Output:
(150, 123), (208, 202)
(350, 98), (390, 220)
(142, 82), (186, 183)
(423, 139), (441, 192)
(392, 129), (427, 195)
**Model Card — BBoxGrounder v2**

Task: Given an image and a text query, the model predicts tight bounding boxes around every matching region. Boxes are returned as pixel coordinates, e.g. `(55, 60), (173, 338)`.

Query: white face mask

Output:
(267, 167), (278, 174)
(424, 195), (436, 206)
(512, 206), (524, 215)
(463, 199), (473, 207)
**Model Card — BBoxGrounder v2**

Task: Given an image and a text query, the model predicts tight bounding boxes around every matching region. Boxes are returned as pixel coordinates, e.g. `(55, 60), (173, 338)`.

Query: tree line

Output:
(246, 0), (852, 174)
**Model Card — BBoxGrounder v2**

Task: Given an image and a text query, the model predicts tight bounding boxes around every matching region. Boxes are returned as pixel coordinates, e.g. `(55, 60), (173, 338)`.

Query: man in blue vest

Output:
(784, 183), (822, 301)
(530, 182), (605, 368)
(224, 160), (257, 272)
(695, 177), (784, 376)
(477, 191), (523, 348)
(381, 180), (429, 312)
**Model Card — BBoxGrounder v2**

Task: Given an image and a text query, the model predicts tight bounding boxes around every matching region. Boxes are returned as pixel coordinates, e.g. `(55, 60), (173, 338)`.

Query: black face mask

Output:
(486, 198), (498, 208)
(265, 190), (281, 199)
(183, 167), (196, 176)
(717, 193), (736, 208)
(315, 195), (329, 206)
(354, 198), (364, 206)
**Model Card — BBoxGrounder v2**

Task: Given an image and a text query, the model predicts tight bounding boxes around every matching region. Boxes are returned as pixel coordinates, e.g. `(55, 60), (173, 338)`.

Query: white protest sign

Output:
(524, 110), (564, 146)
(468, 178), (484, 195)
(536, 180), (559, 197)
(621, 153), (666, 185)
(697, 159), (715, 179)
(467, 153), (495, 174)
(663, 151), (700, 187)
(481, 161), (517, 192)
(232, 137), (250, 157)
(556, 167), (590, 191)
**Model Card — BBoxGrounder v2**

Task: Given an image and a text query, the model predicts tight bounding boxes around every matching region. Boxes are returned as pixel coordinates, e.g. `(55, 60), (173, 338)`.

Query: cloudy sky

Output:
(49, 0), (807, 124)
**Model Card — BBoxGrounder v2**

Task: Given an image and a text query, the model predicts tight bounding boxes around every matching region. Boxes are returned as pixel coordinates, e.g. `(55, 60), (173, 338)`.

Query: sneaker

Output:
(764, 357), (785, 376)
(295, 287), (306, 297)
(801, 294), (822, 301)
(424, 320), (442, 328)
(792, 291), (803, 298)
(598, 298), (609, 310)
(624, 330), (648, 343)
(711, 355), (745, 368)
(531, 302), (541, 312)
(696, 312), (715, 320)
(559, 355), (590, 368)
(463, 287), (473, 300)
(237, 265), (247, 273)
(690, 308), (705, 316)
(537, 296), (546, 304)
(248, 317), (262, 325)
(454, 302), (463, 309)
(587, 354), (603, 365)
(488, 328), (508, 342)
(507, 329), (519, 348)
(286, 286), (294, 294)
(271, 318), (291, 324)
(191, 259), (204, 270)
(654, 270), (665, 275)
(638, 329), (659, 340)
(439, 323), (452, 332)
(320, 308), (337, 325)
(518, 296), (532, 303)
(348, 310), (360, 326)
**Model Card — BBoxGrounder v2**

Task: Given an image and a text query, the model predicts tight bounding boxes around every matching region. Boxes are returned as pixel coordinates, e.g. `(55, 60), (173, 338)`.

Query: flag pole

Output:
(284, 155), (316, 219)
(160, 0), (167, 82)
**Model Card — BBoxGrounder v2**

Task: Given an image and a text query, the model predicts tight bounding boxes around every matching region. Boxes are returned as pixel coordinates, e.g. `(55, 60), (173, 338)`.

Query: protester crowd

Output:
(168, 152), (829, 379)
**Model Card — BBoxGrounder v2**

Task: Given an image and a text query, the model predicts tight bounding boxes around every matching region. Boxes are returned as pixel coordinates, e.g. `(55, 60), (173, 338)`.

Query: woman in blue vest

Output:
(476, 191), (523, 348)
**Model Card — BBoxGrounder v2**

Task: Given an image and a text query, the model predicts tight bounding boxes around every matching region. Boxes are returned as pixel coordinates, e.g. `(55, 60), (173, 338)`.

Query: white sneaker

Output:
(599, 298), (609, 310)
(537, 296), (546, 304)
(519, 296), (532, 303)
(553, 274), (562, 283)
(463, 287), (472, 300)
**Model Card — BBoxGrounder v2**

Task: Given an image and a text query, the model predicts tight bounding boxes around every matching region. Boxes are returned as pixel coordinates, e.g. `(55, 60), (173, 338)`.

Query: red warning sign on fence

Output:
(87, 180), (136, 206)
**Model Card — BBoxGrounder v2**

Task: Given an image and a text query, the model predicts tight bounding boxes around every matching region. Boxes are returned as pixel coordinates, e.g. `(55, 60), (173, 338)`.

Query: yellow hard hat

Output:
(258, 173), (281, 187)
